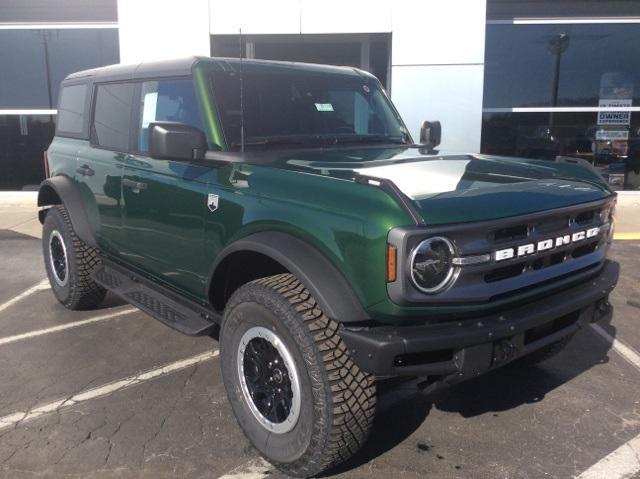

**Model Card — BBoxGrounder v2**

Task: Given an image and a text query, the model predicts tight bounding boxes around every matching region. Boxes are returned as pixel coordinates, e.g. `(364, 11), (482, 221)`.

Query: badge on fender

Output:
(207, 194), (219, 212)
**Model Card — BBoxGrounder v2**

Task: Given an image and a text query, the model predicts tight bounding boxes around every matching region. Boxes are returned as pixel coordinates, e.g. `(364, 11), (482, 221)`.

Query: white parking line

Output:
(0, 279), (49, 314)
(576, 433), (640, 479)
(576, 325), (640, 478)
(590, 324), (640, 371)
(0, 307), (138, 346)
(218, 458), (272, 479)
(0, 350), (218, 432)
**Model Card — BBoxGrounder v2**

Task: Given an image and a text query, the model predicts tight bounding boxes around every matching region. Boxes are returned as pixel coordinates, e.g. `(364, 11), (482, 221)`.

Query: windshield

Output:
(211, 69), (411, 150)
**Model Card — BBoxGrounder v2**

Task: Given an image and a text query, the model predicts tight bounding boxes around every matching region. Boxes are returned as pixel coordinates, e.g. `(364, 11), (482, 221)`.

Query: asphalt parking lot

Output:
(0, 229), (639, 479)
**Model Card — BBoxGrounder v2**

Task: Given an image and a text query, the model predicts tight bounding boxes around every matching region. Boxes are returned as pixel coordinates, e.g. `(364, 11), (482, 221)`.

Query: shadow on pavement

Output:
(327, 312), (616, 475)
(435, 336), (611, 418)
(323, 377), (436, 476)
(435, 310), (616, 418)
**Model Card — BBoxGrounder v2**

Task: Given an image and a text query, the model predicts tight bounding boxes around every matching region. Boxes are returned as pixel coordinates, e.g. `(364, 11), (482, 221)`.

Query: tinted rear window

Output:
(92, 82), (134, 151)
(57, 84), (87, 136)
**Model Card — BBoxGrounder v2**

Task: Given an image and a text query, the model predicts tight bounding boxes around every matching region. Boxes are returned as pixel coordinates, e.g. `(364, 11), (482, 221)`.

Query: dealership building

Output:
(1, 0), (639, 191)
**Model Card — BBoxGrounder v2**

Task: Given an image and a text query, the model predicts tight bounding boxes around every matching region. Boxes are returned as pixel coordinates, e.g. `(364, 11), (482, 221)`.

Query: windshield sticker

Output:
(315, 103), (334, 112)
(362, 85), (370, 93)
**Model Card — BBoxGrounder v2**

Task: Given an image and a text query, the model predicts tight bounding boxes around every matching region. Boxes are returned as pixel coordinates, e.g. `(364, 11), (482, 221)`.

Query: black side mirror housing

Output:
(149, 121), (207, 161)
(419, 120), (441, 149)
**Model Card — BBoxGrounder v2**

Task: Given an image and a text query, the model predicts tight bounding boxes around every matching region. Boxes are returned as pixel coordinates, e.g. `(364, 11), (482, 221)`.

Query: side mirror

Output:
(419, 120), (441, 149)
(149, 121), (207, 161)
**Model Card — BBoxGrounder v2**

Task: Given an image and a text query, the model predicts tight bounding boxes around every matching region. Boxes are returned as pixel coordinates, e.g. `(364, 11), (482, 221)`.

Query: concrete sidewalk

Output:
(0, 192), (41, 239)
(1, 191), (639, 240)
(615, 193), (640, 240)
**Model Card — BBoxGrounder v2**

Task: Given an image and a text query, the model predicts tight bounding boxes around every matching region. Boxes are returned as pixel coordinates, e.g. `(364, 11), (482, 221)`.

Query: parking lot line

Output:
(0, 350), (218, 432)
(217, 458), (272, 479)
(613, 232), (640, 240)
(576, 432), (640, 479)
(0, 279), (49, 314)
(0, 307), (138, 346)
(590, 324), (640, 371)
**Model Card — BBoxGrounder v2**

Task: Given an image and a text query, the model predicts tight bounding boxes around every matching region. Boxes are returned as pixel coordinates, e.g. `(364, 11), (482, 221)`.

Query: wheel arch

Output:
(209, 231), (370, 323)
(38, 175), (98, 248)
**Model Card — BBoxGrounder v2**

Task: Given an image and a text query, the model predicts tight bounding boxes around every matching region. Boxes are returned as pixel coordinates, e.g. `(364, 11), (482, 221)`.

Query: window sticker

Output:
(314, 103), (334, 112)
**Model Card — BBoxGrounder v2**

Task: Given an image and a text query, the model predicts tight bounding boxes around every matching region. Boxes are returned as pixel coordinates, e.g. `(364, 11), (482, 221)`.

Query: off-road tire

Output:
(42, 205), (106, 310)
(220, 273), (376, 478)
(519, 333), (574, 367)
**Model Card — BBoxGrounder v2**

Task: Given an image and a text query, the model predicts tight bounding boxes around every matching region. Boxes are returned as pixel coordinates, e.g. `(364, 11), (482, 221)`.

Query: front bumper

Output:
(340, 260), (619, 380)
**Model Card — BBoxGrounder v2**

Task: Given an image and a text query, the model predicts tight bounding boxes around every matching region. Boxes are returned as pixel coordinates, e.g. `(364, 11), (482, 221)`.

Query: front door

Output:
(122, 78), (213, 299)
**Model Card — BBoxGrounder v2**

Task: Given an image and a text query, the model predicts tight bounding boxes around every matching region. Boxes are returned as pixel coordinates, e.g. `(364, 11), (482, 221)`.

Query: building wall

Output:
(206, 0), (486, 152)
(117, 0), (210, 64)
(0, 0), (119, 190)
(390, 0), (487, 152)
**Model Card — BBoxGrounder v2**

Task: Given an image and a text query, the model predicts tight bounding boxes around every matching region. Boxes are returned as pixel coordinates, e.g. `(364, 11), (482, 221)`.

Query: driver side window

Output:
(138, 79), (204, 153)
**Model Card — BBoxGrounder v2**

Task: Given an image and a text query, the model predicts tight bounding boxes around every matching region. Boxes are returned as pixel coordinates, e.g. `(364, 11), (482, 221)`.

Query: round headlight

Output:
(410, 237), (458, 293)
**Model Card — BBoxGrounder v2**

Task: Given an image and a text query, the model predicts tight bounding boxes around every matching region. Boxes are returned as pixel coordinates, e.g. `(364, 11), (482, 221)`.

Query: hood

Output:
(262, 146), (613, 225)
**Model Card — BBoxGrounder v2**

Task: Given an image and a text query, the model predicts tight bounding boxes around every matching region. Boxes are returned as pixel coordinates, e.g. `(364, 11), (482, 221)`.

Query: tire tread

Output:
(248, 273), (376, 477)
(45, 205), (106, 310)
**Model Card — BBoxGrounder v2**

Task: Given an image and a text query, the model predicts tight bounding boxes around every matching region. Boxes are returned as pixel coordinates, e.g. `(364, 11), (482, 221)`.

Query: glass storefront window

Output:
(0, 28), (119, 109)
(0, 27), (119, 190)
(0, 115), (55, 191)
(484, 23), (640, 109)
(482, 21), (640, 190)
(481, 112), (640, 191)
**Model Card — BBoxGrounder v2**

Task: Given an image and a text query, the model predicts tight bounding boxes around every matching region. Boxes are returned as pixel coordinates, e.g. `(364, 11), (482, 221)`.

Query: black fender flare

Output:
(210, 231), (370, 323)
(37, 175), (98, 248)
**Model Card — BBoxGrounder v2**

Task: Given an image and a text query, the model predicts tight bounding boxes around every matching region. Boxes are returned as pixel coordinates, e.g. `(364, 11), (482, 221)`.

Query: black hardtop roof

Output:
(63, 56), (369, 84)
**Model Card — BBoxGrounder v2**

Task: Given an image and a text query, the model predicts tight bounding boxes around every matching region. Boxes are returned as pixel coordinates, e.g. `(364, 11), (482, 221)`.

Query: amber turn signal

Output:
(386, 244), (397, 282)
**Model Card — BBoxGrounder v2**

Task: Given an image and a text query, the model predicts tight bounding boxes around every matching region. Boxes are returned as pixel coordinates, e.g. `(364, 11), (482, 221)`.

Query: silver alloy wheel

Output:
(48, 229), (69, 287)
(237, 326), (301, 434)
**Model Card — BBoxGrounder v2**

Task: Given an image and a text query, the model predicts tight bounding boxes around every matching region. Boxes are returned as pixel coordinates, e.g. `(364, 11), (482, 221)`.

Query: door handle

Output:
(76, 165), (95, 176)
(123, 178), (147, 192)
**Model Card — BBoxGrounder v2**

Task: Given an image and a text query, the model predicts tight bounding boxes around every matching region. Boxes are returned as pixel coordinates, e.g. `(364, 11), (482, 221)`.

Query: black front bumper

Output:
(340, 260), (619, 381)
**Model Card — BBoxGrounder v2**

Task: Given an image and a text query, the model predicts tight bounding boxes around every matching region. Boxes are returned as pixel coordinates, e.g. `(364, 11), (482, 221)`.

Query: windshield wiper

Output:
(231, 134), (408, 150)
(331, 134), (407, 145)
(230, 137), (315, 149)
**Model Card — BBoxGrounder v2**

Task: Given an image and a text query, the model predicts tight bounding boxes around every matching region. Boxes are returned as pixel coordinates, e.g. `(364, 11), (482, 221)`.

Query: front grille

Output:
(493, 224), (528, 242)
(485, 262), (526, 283)
(387, 196), (615, 305)
(482, 204), (608, 284)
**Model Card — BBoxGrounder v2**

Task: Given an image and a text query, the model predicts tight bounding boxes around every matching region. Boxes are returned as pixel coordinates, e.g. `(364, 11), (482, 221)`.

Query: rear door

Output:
(76, 82), (135, 257)
(51, 82), (89, 181)
(122, 78), (214, 299)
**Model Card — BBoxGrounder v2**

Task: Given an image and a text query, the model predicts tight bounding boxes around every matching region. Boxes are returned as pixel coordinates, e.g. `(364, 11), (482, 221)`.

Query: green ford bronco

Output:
(39, 56), (619, 477)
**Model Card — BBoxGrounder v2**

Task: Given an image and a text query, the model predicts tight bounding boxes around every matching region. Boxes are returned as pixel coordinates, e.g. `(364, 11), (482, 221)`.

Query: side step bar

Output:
(92, 260), (220, 336)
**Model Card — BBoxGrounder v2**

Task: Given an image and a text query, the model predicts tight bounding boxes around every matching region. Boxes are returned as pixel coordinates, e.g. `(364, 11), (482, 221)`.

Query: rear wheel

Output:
(220, 273), (376, 478)
(42, 205), (106, 310)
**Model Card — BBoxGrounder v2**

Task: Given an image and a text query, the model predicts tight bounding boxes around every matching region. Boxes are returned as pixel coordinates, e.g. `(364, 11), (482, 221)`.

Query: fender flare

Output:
(37, 175), (98, 248)
(210, 231), (370, 323)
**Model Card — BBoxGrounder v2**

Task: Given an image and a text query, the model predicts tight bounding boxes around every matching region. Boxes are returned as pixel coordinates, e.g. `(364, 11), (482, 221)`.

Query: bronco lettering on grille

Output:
(494, 227), (601, 262)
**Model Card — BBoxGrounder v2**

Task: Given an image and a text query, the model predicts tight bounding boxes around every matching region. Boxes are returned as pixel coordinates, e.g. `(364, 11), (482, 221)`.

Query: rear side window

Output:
(57, 84), (88, 136)
(92, 82), (134, 151)
(137, 78), (204, 153)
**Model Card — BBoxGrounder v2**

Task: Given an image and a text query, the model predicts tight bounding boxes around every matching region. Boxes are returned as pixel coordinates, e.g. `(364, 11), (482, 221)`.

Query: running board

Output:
(92, 261), (220, 336)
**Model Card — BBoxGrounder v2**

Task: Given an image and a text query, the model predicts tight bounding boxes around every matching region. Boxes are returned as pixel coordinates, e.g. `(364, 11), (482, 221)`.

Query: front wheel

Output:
(220, 274), (376, 478)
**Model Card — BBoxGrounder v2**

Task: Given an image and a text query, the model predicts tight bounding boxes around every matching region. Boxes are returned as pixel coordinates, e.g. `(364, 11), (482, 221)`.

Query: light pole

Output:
(547, 32), (570, 133)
